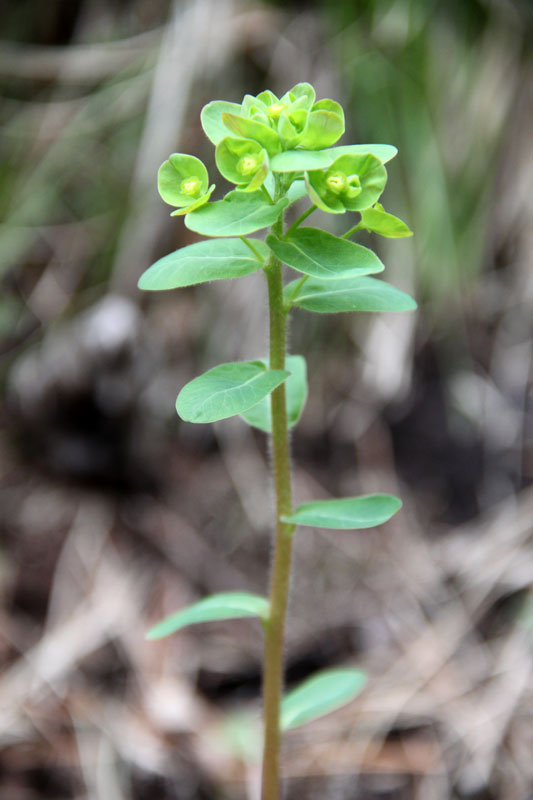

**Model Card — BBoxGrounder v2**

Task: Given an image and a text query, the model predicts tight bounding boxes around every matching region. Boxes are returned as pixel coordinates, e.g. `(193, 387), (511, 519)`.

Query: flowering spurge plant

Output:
(140, 83), (414, 800)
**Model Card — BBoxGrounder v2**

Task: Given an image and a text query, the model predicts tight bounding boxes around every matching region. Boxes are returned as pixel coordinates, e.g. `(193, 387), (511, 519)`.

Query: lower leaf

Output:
(146, 592), (270, 640)
(281, 494), (402, 529)
(281, 667), (367, 730)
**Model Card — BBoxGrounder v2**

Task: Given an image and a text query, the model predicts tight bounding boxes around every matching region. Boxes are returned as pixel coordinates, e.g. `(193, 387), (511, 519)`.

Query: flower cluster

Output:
(156, 83), (411, 235)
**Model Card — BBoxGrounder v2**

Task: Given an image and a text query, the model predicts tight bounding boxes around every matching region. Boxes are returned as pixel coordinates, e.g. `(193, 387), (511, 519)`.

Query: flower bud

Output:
(306, 153), (387, 214)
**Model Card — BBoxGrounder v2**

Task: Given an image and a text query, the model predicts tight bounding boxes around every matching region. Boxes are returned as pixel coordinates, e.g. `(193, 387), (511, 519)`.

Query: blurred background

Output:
(1, 0), (532, 798)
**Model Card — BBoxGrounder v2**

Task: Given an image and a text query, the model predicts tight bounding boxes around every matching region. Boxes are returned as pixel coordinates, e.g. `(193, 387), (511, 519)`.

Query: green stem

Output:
(261, 211), (295, 800)
(342, 220), (364, 239)
(284, 204), (317, 238)
(239, 235), (265, 262)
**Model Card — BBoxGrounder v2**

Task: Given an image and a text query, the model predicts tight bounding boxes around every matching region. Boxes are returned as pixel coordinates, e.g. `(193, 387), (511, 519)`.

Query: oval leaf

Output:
(185, 191), (289, 237)
(284, 276), (417, 314)
(146, 592), (269, 640)
(266, 227), (384, 280)
(271, 144), (397, 173)
(138, 238), (268, 291)
(240, 355), (308, 433)
(281, 494), (402, 529)
(201, 100), (242, 145)
(177, 361), (290, 424)
(281, 668), (367, 730)
(360, 203), (413, 238)
(221, 112), (282, 156)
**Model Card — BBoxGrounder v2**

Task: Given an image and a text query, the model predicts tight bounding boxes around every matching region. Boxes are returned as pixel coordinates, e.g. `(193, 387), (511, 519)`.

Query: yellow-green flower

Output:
(306, 153), (387, 213)
(158, 154), (215, 216)
(215, 137), (268, 192)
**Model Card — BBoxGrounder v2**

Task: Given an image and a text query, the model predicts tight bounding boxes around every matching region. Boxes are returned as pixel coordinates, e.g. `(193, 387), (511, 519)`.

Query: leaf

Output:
(146, 592), (269, 640)
(266, 228), (384, 280)
(281, 668), (367, 730)
(138, 238), (268, 291)
(221, 113), (282, 156)
(271, 143), (397, 173)
(185, 191), (289, 237)
(281, 494), (402, 529)
(284, 276), (417, 313)
(240, 355), (308, 433)
(201, 100), (242, 145)
(299, 100), (345, 149)
(176, 361), (290, 424)
(359, 203), (413, 238)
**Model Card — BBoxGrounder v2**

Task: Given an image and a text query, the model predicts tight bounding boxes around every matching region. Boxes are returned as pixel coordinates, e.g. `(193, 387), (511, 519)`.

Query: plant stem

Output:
(261, 212), (295, 800)
(284, 204), (317, 238)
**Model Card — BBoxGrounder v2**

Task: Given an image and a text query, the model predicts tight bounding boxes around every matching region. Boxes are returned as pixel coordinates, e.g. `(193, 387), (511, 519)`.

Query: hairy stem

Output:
(261, 212), (295, 800)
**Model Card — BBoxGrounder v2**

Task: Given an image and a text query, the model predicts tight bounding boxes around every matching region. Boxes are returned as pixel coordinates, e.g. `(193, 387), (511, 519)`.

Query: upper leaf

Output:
(222, 113), (282, 156)
(281, 668), (367, 730)
(138, 237), (268, 291)
(266, 227), (384, 280)
(284, 275), (417, 314)
(146, 592), (269, 640)
(240, 355), (308, 433)
(185, 191), (289, 237)
(271, 144), (397, 173)
(359, 203), (413, 238)
(281, 494), (402, 529)
(298, 99), (345, 149)
(201, 100), (243, 145)
(176, 361), (290, 423)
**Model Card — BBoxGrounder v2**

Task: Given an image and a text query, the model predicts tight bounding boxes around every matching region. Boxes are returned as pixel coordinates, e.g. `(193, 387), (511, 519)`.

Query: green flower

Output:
(306, 153), (387, 214)
(158, 154), (215, 216)
(216, 137), (268, 192)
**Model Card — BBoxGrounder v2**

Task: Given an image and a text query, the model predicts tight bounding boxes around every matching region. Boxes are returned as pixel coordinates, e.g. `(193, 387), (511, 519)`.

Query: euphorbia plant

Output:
(140, 83), (414, 800)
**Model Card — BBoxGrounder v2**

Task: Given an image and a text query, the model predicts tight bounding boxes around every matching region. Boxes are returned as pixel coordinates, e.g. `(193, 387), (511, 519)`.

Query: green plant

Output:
(140, 82), (415, 800)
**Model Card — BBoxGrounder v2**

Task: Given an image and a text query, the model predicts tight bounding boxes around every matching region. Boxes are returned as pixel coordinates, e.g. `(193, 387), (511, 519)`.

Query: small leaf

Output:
(185, 191), (289, 237)
(201, 100), (242, 145)
(271, 144), (397, 173)
(177, 361), (290, 424)
(281, 668), (367, 730)
(146, 592), (269, 640)
(240, 355), (308, 433)
(266, 228), (384, 280)
(284, 276), (417, 314)
(281, 494), (402, 529)
(299, 100), (345, 149)
(222, 113), (282, 156)
(359, 203), (413, 238)
(138, 238), (268, 291)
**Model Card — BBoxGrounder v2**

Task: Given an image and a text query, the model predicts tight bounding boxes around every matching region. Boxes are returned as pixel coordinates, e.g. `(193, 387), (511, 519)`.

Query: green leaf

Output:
(266, 228), (384, 280)
(284, 276), (417, 314)
(359, 203), (413, 238)
(146, 592), (269, 640)
(271, 144), (397, 173)
(176, 361), (290, 423)
(201, 100), (242, 145)
(138, 238), (268, 291)
(222, 113), (282, 156)
(185, 191), (289, 237)
(281, 494), (402, 529)
(281, 668), (367, 730)
(240, 355), (307, 433)
(299, 100), (345, 149)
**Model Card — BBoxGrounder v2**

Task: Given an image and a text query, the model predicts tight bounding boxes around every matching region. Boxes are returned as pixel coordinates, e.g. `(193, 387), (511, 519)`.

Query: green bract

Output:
(216, 136), (268, 191)
(141, 82), (415, 800)
(157, 153), (214, 215)
(306, 153), (387, 214)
